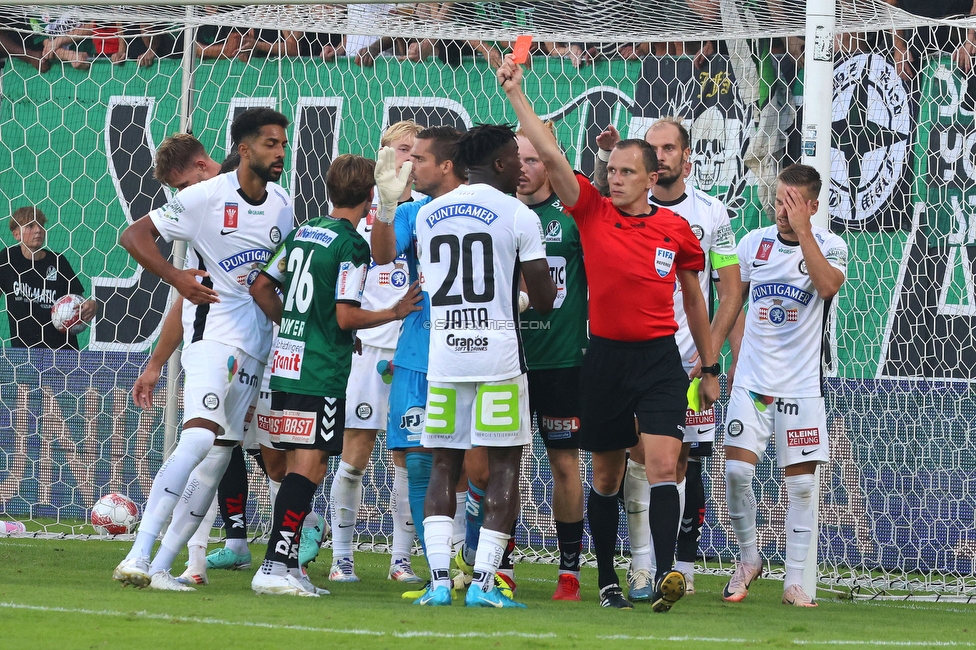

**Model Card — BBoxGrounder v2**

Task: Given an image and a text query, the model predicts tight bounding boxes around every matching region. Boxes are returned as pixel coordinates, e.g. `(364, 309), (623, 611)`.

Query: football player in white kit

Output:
(413, 124), (556, 608)
(114, 108), (294, 592)
(594, 119), (743, 599)
(329, 120), (422, 584)
(722, 164), (847, 607)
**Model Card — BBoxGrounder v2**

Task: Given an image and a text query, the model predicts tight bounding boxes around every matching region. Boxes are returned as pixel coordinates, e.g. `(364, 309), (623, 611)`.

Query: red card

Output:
(512, 35), (533, 65)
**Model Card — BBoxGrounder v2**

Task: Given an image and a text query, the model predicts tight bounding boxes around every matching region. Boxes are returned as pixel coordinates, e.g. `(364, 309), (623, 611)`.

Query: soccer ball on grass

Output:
(91, 493), (139, 535)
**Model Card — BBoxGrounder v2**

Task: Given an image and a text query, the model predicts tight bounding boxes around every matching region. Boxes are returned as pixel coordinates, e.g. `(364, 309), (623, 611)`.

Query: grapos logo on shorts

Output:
(425, 387), (456, 435)
(476, 384), (519, 433)
(787, 427), (820, 447)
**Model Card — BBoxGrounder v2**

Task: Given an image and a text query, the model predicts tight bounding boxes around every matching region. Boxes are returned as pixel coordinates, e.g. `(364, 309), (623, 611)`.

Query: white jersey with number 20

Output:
(416, 183), (547, 383)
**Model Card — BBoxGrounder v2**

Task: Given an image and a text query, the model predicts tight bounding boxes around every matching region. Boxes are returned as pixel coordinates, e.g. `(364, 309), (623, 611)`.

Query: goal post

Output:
(1, 0), (975, 601)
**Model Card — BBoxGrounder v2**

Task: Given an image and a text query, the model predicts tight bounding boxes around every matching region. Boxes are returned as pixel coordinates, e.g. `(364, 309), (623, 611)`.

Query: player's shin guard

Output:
(726, 459), (760, 566)
(624, 459), (653, 573)
(587, 487), (621, 589)
(391, 464), (415, 562)
(218, 444), (249, 541)
(423, 515), (455, 590)
(406, 451), (432, 555)
(330, 460), (364, 561)
(555, 519), (583, 575)
(151, 444), (233, 574)
(264, 472), (317, 571)
(472, 527), (509, 591)
(648, 482), (680, 581)
(676, 459), (705, 564)
(464, 480), (486, 565)
(128, 427), (215, 561)
(784, 473), (816, 589)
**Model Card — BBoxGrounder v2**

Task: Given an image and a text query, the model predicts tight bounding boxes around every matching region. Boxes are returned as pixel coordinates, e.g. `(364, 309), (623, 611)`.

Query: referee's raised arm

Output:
(498, 54), (580, 208)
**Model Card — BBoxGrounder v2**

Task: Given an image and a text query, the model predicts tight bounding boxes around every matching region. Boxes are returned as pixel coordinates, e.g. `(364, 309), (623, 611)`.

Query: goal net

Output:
(1, 0), (975, 600)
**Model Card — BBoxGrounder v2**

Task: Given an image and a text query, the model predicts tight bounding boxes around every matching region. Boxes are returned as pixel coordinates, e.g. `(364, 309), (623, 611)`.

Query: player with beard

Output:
(501, 54), (719, 612)
(515, 123), (588, 601)
(114, 108), (294, 592)
(595, 118), (742, 599)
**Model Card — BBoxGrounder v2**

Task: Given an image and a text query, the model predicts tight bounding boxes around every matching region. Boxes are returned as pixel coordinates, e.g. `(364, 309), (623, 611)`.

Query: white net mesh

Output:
(1, 0), (976, 600)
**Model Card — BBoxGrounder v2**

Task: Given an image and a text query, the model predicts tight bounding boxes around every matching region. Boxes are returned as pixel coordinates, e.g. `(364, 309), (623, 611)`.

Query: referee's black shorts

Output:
(579, 334), (689, 452)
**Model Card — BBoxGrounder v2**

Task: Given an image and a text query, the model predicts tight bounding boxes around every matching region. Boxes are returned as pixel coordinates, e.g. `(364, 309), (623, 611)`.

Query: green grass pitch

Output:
(1, 538), (973, 649)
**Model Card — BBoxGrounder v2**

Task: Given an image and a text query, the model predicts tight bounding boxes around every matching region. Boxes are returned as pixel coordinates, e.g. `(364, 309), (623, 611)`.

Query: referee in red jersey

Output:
(499, 55), (720, 612)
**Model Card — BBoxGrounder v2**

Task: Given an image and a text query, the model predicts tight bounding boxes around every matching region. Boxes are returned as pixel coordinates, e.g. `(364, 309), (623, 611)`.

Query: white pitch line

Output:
(2, 601), (972, 646)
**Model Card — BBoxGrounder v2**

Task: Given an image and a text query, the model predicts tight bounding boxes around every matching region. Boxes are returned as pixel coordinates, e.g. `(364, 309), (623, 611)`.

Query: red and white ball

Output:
(51, 294), (87, 334)
(91, 493), (139, 535)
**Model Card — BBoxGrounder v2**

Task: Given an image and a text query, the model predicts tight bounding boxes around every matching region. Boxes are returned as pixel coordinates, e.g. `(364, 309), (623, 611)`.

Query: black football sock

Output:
(265, 472), (317, 570)
(588, 488), (621, 589)
(499, 519), (517, 572)
(648, 483), (680, 582)
(555, 519), (584, 573)
(676, 460), (705, 563)
(218, 444), (249, 540)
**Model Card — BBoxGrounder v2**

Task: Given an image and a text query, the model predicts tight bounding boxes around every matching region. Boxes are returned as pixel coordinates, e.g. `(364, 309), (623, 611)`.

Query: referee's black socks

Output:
(649, 482), (680, 582)
(587, 487), (621, 589)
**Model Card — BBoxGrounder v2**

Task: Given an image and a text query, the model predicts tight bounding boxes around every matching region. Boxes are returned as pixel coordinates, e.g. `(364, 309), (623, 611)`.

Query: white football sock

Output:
(726, 459), (760, 566)
(423, 515), (455, 590)
(329, 460), (364, 562)
(784, 473), (816, 589)
(677, 477), (687, 527)
(267, 478), (281, 514)
(186, 494), (219, 558)
(126, 427), (215, 560)
(390, 465), (415, 562)
(472, 527), (509, 591)
(151, 444), (232, 574)
(624, 459), (653, 573)
(452, 491), (466, 546)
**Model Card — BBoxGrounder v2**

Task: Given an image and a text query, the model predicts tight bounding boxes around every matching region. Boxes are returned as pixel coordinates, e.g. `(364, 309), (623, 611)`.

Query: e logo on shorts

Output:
(726, 419), (743, 437)
(203, 393), (220, 411)
(475, 384), (519, 432)
(425, 387), (456, 435)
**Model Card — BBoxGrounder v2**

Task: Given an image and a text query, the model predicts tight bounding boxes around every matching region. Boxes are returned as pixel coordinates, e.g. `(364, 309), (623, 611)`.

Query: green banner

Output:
(0, 56), (903, 377)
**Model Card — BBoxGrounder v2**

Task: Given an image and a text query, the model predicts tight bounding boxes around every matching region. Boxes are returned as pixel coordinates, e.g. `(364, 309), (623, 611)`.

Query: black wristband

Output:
(701, 363), (721, 376)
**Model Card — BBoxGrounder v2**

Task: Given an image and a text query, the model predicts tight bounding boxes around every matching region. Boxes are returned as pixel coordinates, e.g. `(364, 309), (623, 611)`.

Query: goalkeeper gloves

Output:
(374, 146), (413, 224)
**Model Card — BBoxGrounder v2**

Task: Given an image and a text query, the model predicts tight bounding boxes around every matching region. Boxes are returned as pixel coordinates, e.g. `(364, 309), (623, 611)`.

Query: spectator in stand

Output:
(237, 29), (299, 62)
(0, 21), (50, 72)
(0, 207), (96, 349)
(30, 12), (93, 70)
(321, 3), (401, 66)
(885, 0), (976, 81)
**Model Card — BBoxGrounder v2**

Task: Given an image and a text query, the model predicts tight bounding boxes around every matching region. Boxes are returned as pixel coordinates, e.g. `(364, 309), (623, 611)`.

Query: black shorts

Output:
(528, 366), (582, 450)
(269, 390), (345, 454)
(688, 441), (714, 458)
(579, 335), (688, 452)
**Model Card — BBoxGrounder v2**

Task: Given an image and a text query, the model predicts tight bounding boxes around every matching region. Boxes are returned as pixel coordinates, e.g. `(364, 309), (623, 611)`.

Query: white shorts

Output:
(181, 340), (264, 442)
(344, 344), (395, 430)
(724, 386), (829, 468)
(683, 407), (716, 444)
(421, 374), (532, 450)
